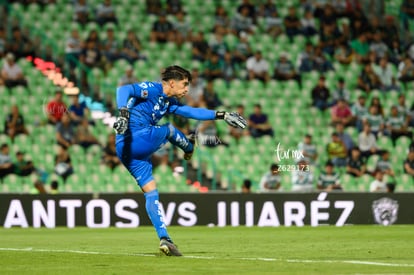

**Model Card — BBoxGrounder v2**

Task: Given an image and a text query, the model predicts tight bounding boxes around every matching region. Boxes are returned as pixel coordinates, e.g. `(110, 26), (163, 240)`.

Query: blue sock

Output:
(144, 189), (170, 241)
(167, 124), (193, 153)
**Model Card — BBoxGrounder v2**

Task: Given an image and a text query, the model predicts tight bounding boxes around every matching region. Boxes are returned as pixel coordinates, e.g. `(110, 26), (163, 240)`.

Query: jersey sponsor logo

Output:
(372, 197), (399, 226)
(141, 90), (148, 98)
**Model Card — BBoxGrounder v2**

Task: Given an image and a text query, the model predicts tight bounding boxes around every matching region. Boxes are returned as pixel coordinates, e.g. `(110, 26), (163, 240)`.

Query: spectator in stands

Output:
(150, 12), (175, 43)
(397, 56), (414, 89)
(311, 75), (331, 111)
(64, 29), (82, 69)
(284, 6), (301, 42)
(259, 163), (281, 192)
(191, 31), (210, 62)
(370, 96), (385, 117)
(203, 52), (224, 81)
(375, 150), (395, 177)
(54, 145), (74, 183)
(386, 105), (412, 146)
(0, 143), (14, 182)
(241, 179), (252, 193)
(332, 77), (350, 104)
(0, 27), (5, 59)
(146, 0), (163, 15)
(336, 122), (354, 153)
(213, 5), (231, 33)
(1, 52), (28, 89)
(79, 39), (105, 91)
(209, 27), (229, 58)
(273, 52), (301, 88)
(264, 9), (283, 38)
(73, 0), (90, 26)
(246, 50), (270, 83)
(118, 65), (138, 87)
(383, 16), (400, 50)
(297, 134), (318, 165)
(301, 9), (318, 38)
(291, 159), (314, 192)
(317, 161), (342, 192)
(327, 132), (348, 167)
(56, 113), (75, 149)
(50, 180), (59, 194)
(202, 79), (222, 109)
(121, 29), (146, 64)
(372, 57), (400, 92)
(259, 0), (277, 18)
(102, 27), (121, 63)
(331, 98), (353, 127)
(248, 104), (274, 138)
(334, 43), (353, 65)
(166, 0), (183, 15)
(357, 63), (381, 93)
(222, 52), (237, 84)
(319, 24), (342, 57)
(102, 132), (120, 171)
(46, 90), (67, 125)
(400, 0), (414, 32)
(237, 0), (256, 23)
(13, 151), (35, 177)
(369, 32), (388, 61)
(186, 68), (205, 107)
(404, 149), (414, 177)
(231, 5), (255, 35)
(313, 45), (335, 73)
(369, 170), (387, 192)
(358, 123), (382, 159)
(229, 104), (249, 142)
(173, 10), (192, 46)
(397, 94), (409, 120)
(350, 33), (369, 63)
(232, 32), (253, 65)
(6, 26), (35, 60)
(68, 94), (89, 126)
(297, 42), (315, 73)
(75, 119), (100, 151)
(346, 147), (367, 177)
(362, 105), (385, 137)
(95, 0), (118, 26)
(4, 105), (28, 142)
(351, 95), (368, 131)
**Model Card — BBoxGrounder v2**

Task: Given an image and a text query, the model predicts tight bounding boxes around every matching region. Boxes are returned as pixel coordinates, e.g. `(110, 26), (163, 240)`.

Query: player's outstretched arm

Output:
(173, 105), (247, 129)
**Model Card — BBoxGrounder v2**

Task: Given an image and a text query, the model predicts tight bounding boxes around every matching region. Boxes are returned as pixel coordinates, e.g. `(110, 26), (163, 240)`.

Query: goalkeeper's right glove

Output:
(113, 107), (130, 135)
(216, 111), (247, 129)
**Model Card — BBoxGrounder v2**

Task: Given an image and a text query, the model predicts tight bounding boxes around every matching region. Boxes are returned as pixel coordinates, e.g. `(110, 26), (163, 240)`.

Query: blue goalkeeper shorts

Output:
(115, 125), (169, 188)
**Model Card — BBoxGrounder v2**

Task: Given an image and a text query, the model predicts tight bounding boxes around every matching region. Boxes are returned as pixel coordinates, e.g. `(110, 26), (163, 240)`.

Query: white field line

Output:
(0, 247), (413, 268)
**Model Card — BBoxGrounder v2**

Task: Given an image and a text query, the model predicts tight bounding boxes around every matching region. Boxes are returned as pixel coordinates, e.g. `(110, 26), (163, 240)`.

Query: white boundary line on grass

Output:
(1, 247), (414, 268)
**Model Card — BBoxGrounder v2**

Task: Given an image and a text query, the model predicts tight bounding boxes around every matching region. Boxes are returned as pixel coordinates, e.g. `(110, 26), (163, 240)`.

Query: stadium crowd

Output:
(1, 0), (414, 193)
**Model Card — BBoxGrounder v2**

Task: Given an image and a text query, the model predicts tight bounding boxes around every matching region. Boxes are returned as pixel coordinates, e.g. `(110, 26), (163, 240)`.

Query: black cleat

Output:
(159, 239), (183, 256)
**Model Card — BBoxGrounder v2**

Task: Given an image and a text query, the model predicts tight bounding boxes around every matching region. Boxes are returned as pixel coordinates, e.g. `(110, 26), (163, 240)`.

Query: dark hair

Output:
(326, 160), (334, 167)
(51, 180), (58, 189)
(161, 65), (192, 82)
(243, 179), (252, 189)
(1, 143), (8, 149)
(270, 163), (279, 171)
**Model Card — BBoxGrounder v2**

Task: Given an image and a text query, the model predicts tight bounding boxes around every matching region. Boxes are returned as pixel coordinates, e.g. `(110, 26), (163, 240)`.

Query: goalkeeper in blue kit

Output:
(113, 65), (246, 256)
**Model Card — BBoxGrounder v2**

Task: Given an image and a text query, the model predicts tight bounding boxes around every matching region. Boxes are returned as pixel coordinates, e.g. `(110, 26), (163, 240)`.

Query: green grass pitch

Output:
(1, 226), (414, 274)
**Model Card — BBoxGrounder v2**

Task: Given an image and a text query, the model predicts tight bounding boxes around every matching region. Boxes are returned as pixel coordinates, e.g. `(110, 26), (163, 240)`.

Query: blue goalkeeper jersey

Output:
(116, 81), (216, 132)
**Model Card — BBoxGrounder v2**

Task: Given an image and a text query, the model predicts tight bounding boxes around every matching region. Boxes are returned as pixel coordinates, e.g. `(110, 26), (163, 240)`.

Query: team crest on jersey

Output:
(372, 197), (399, 226)
(141, 90), (148, 98)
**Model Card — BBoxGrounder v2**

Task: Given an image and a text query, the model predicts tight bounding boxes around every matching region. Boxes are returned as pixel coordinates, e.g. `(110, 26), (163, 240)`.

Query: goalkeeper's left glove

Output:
(216, 111), (247, 129)
(113, 107), (130, 135)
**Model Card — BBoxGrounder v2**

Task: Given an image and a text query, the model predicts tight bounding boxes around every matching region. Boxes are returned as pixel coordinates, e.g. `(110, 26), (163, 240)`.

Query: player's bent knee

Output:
(141, 180), (157, 193)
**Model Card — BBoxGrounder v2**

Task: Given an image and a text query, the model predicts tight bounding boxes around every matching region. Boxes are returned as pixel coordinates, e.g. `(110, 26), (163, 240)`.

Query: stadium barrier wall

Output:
(1, 192), (412, 228)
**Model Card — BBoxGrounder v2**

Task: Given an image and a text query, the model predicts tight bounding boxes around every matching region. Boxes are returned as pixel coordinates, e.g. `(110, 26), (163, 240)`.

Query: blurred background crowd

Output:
(1, 0), (414, 194)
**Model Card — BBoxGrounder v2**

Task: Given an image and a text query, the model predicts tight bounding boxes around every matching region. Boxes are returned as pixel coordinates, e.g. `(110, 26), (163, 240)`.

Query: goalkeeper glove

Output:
(216, 111), (247, 129)
(113, 107), (130, 135)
